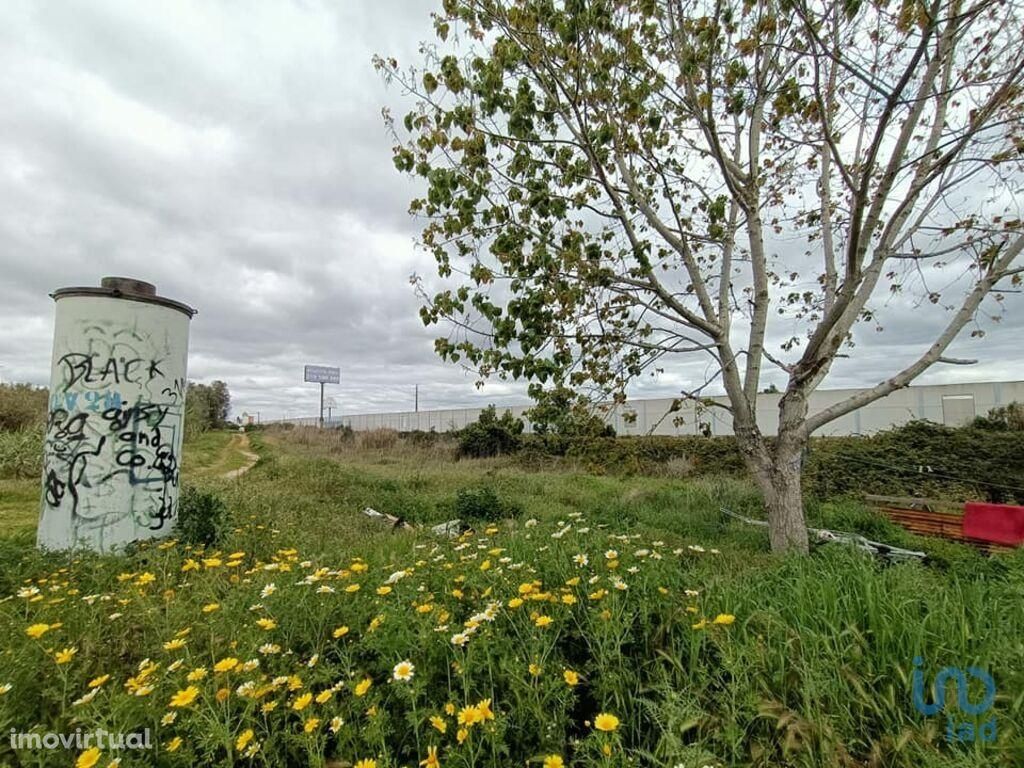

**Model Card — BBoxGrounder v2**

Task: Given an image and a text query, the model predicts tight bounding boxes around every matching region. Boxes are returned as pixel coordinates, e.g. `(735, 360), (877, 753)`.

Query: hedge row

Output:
(469, 421), (1024, 504)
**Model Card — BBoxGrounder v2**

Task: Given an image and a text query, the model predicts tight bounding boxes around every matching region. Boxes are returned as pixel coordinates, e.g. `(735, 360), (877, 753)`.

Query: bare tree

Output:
(378, 0), (1024, 552)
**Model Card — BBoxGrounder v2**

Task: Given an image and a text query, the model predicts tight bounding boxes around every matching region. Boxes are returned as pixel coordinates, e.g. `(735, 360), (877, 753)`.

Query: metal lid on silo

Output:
(51, 276), (197, 318)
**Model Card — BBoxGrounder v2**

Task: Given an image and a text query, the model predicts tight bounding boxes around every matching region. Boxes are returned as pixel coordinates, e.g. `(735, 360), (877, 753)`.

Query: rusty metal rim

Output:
(51, 286), (197, 318)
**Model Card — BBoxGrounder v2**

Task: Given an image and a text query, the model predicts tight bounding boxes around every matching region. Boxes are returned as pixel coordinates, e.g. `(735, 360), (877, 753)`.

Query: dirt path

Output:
(220, 433), (259, 479)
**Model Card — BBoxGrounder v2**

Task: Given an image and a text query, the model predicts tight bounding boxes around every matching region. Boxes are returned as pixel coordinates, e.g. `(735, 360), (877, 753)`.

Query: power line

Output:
(823, 451), (1024, 496)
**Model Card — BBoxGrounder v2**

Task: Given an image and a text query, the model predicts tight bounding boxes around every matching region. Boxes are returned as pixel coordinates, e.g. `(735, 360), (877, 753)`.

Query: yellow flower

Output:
(429, 715), (447, 733)
(315, 690), (333, 704)
(458, 705), (482, 727)
(203, 557), (223, 568)
(169, 686), (200, 708)
(85, 674), (110, 689)
(75, 747), (102, 768)
(376, 586), (392, 596)
(354, 678), (372, 697)
(444, 702), (456, 715)
(166, 736), (182, 752)
(215, 687), (230, 702)
(508, 597), (524, 609)
(392, 661), (415, 682)
(214, 657), (240, 673)
(534, 615), (553, 628)
(255, 618), (277, 631)
(134, 572), (156, 586)
(456, 727), (469, 744)
(202, 603), (220, 613)
(332, 625), (350, 639)
(561, 594), (577, 605)
(187, 667), (209, 681)
(235, 729), (254, 751)
(344, 583), (361, 593)
(420, 745), (440, 768)
(163, 638), (186, 651)
(529, 663), (542, 677)
(26, 623), (54, 639)
(303, 717), (321, 733)
(55, 647), (78, 664)
(594, 712), (620, 732)
(181, 559), (200, 572)
(692, 619), (708, 630)
(354, 760), (376, 768)
(543, 757), (564, 768)
(712, 613), (736, 626)
(476, 699), (494, 721)
(291, 692), (313, 711)
(563, 669), (579, 687)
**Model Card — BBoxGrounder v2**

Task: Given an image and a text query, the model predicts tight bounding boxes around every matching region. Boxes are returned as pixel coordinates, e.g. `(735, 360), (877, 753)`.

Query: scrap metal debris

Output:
(361, 507), (471, 538)
(720, 507), (926, 562)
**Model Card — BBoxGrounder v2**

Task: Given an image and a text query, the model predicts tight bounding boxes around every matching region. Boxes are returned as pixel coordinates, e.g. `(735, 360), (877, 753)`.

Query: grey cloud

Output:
(1, 0), (1021, 422)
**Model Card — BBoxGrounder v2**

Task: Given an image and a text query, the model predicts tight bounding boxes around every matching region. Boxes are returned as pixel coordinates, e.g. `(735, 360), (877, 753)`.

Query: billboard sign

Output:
(304, 365), (340, 384)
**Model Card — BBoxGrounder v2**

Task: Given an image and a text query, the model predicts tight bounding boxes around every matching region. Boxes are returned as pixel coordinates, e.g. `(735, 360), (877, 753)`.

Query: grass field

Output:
(0, 428), (1021, 767)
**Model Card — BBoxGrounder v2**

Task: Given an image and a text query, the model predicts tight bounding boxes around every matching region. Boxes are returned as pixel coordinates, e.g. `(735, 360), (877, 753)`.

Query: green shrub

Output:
(0, 383), (48, 432)
(526, 385), (615, 438)
(0, 426), (43, 479)
(457, 405), (524, 458)
(973, 401), (1024, 431)
(174, 485), (231, 547)
(452, 485), (522, 522)
(804, 420), (1024, 503)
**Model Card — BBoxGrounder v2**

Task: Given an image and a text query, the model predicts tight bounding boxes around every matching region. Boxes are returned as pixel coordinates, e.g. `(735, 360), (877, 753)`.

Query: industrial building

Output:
(280, 380), (1024, 437)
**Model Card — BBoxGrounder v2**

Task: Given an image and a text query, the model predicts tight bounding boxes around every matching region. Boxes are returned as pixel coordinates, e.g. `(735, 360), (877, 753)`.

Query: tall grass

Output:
(0, 425), (43, 479)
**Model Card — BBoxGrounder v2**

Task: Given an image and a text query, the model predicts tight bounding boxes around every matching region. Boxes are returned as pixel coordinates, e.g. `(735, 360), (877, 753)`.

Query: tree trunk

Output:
(761, 441), (809, 554)
(735, 423), (810, 554)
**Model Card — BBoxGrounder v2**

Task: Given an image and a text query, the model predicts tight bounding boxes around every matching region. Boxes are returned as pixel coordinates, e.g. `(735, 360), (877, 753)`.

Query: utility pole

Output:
(319, 381), (325, 429)
(415, 384), (419, 413)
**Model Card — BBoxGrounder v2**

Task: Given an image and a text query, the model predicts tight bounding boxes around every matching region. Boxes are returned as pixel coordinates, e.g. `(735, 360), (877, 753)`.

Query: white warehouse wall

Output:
(279, 381), (1024, 437)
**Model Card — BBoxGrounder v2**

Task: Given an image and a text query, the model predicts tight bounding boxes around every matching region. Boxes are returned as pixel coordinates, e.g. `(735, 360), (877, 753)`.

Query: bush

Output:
(973, 401), (1024, 431)
(804, 420), (1024, 503)
(0, 383), (48, 432)
(0, 426), (43, 480)
(457, 405), (524, 458)
(526, 385), (615, 438)
(452, 485), (522, 522)
(175, 485), (231, 547)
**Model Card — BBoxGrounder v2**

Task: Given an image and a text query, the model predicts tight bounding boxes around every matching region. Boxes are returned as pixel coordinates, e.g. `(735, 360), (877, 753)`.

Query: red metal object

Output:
(963, 502), (1024, 546)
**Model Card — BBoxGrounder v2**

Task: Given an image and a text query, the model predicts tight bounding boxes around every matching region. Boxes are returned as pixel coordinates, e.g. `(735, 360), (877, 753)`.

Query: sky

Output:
(1, 0), (1021, 422)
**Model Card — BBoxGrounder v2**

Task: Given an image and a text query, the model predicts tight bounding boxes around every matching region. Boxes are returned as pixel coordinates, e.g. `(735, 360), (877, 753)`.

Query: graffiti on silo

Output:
(38, 278), (195, 553)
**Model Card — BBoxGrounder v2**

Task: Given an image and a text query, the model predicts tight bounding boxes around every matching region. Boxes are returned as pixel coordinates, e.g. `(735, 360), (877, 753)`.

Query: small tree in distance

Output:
(377, 0), (1024, 552)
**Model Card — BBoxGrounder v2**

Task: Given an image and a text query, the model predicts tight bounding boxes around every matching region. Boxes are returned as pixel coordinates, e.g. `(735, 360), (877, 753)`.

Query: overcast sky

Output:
(1, 0), (1021, 422)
